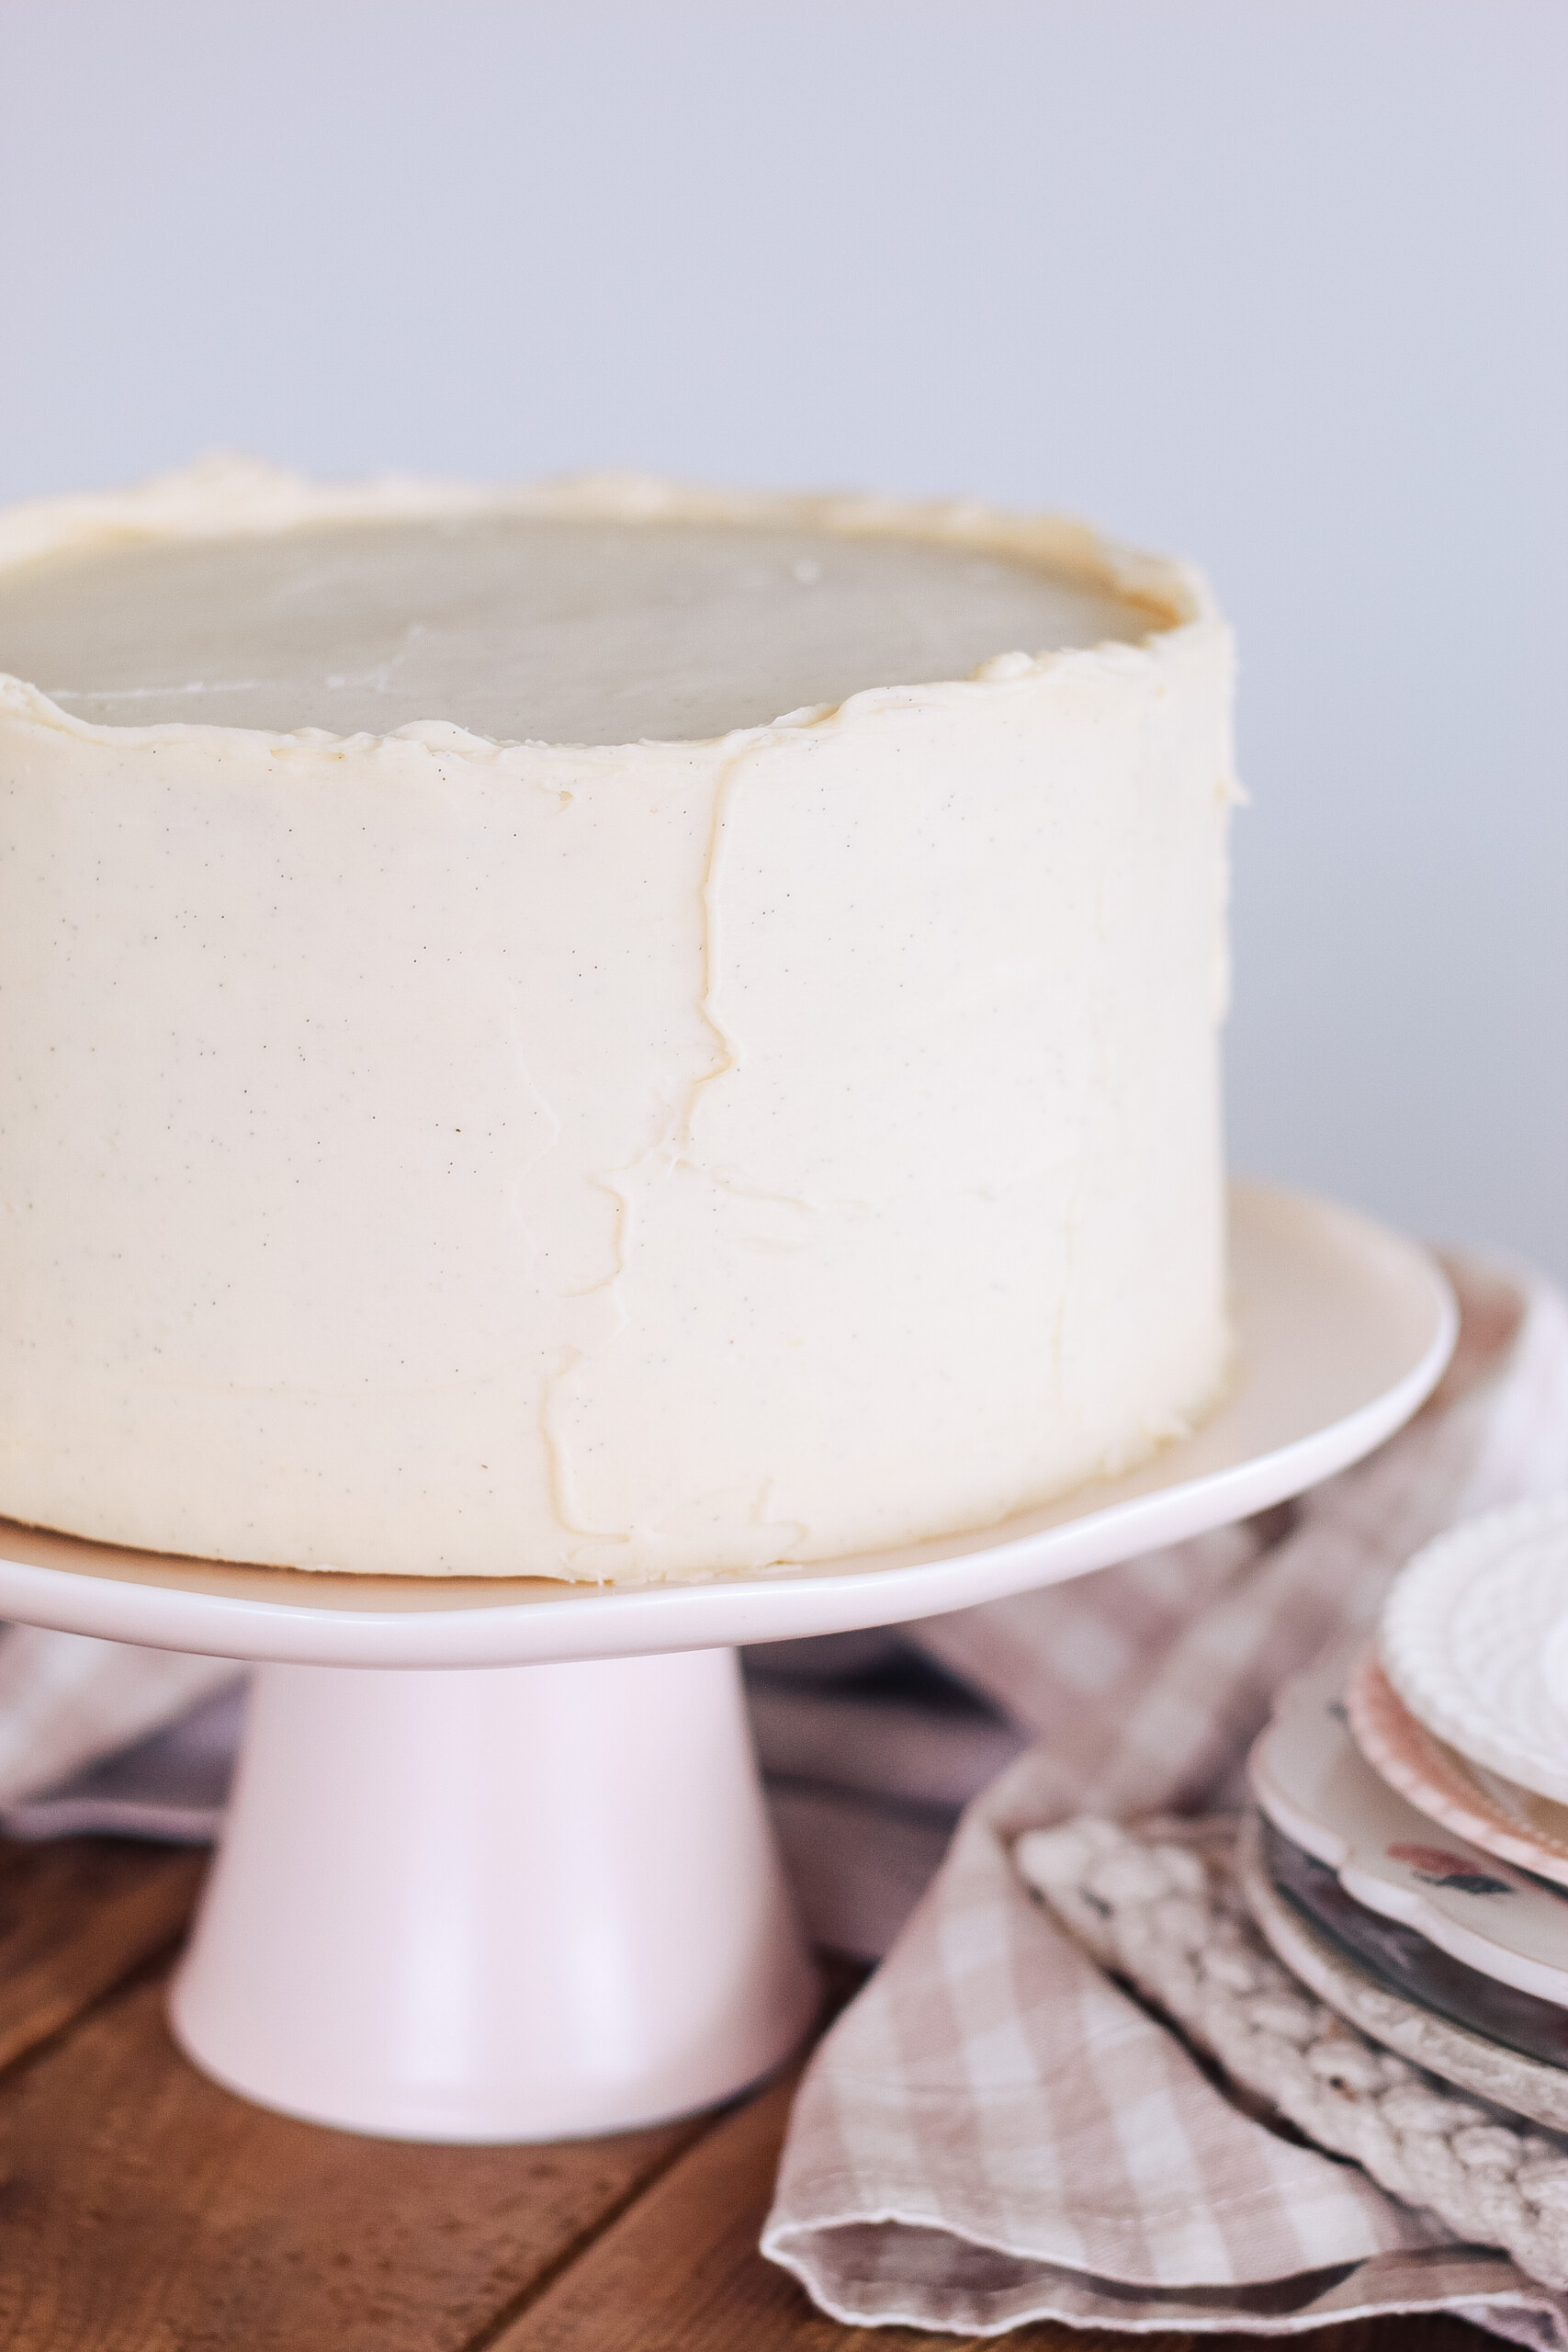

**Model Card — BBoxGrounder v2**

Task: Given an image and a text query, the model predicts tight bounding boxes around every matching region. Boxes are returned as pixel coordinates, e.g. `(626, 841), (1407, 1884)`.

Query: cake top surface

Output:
(0, 492), (1170, 748)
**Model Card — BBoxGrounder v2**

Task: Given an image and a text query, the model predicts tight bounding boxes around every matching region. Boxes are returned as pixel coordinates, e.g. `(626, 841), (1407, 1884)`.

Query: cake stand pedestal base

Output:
(168, 1647), (818, 2143)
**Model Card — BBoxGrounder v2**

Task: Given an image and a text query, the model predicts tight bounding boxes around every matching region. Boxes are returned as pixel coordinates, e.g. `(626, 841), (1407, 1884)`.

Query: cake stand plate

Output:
(0, 1183), (1454, 2142)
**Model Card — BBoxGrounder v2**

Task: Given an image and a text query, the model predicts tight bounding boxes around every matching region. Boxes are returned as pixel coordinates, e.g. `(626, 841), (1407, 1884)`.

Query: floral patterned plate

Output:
(1348, 1645), (1568, 1892)
(1247, 1652), (1568, 2004)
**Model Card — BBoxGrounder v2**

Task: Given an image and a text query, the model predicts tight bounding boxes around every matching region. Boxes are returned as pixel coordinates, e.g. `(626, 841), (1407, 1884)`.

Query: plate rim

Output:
(1238, 1815), (1568, 2132)
(1381, 1496), (1568, 1808)
(1250, 1653), (1568, 2004)
(1347, 1647), (1568, 1891)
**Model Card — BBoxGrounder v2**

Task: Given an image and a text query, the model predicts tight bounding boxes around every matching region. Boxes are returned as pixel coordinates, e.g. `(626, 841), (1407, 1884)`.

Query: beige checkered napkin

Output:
(764, 1254), (1568, 2340)
(0, 1624), (240, 1808)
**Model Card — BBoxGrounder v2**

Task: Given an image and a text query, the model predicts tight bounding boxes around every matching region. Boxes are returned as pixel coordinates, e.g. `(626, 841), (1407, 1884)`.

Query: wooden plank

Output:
(0, 1971), (709, 2352)
(486, 2064), (985, 2352)
(0, 1832), (204, 2073)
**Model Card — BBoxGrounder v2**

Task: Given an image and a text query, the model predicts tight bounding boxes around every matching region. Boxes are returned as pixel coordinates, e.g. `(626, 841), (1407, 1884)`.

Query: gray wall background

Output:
(4, 0), (1563, 1276)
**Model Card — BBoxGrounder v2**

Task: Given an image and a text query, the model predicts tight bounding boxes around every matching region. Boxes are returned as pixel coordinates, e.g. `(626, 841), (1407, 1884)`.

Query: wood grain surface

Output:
(0, 1831), (1497, 2351)
(0, 1836), (204, 2073)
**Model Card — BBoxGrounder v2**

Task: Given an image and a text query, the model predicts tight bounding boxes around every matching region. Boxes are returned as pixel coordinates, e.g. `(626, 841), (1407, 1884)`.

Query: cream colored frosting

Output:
(0, 508), (1156, 745)
(0, 458), (1236, 1579)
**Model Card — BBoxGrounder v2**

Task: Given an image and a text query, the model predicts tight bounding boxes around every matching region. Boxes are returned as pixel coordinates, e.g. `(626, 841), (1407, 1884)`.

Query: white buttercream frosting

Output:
(0, 458), (1236, 1579)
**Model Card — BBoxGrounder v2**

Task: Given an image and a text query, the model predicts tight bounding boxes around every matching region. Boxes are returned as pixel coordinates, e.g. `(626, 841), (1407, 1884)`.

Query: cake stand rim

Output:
(0, 1182), (1457, 1668)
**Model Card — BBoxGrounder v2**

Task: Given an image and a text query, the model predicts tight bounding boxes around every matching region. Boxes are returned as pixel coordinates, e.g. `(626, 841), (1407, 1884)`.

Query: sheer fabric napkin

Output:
(762, 1253), (1568, 2342)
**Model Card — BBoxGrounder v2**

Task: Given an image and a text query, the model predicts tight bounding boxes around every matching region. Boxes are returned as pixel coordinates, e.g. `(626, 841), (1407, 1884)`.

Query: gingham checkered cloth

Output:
(763, 1252), (1568, 2343)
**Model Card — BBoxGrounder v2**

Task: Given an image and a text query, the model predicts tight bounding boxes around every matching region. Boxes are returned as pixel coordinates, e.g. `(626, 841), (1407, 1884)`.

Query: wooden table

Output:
(0, 1831), (1492, 2350)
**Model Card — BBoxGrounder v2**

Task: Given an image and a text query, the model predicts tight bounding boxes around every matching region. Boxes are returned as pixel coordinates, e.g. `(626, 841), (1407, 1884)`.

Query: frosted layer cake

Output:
(0, 460), (1237, 1578)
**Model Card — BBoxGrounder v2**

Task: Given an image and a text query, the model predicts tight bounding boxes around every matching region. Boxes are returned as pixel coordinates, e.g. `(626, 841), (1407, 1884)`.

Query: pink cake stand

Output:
(0, 1182), (1454, 2143)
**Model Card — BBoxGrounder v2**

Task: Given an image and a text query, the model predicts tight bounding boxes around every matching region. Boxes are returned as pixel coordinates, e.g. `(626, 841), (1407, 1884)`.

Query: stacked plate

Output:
(1245, 1494), (1568, 2131)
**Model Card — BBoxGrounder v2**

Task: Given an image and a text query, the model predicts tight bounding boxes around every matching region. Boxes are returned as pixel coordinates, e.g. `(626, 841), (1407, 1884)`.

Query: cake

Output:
(0, 458), (1236, 1580)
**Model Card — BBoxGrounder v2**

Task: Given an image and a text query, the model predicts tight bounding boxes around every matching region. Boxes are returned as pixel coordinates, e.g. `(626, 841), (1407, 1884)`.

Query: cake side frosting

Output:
(0, 462), (1235, 1579)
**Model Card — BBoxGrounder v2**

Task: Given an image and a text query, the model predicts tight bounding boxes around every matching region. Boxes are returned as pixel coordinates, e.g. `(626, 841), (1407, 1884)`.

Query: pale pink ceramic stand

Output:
(0, 1185), (1454, 2143)
(174, 1650), (814, 2139)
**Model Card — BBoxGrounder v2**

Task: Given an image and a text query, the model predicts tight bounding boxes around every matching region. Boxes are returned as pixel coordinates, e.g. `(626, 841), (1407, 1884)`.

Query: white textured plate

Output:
(1348, 1647), (1568, 1891)
(1249, 1652), (1568, 2004)
(0, 1183), (1454, 1669)
(1382, 1497), (1568, 1808)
